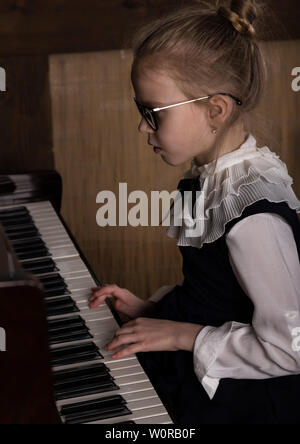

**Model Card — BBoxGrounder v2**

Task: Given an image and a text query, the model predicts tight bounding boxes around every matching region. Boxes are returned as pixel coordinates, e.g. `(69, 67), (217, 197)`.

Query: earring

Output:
(212, 128), (217, 135)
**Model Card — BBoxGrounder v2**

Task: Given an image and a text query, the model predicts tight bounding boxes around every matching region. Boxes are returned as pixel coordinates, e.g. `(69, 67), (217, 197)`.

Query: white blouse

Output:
(149, 133), (300, 400)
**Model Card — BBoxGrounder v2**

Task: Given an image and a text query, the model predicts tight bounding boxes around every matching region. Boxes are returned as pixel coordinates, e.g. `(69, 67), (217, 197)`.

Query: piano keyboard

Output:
(0, 200), (173, 425)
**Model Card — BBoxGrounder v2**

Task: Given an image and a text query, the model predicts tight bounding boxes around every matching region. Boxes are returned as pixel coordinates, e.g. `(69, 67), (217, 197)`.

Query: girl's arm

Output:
(193, 212), (300, 400)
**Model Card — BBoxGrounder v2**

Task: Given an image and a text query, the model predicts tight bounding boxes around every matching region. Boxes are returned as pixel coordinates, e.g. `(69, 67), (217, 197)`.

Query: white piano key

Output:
(51, 257), (90, 275)
(19, 243), (78, 261)
(134, 414), (173, 424)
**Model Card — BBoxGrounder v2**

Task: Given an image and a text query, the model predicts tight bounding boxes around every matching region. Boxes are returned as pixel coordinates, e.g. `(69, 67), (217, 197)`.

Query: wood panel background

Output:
(0, 0), (298, 56)
(49, 49), (185, 300)
(0, 56), (54, 174)
(49, 40), (300, 300)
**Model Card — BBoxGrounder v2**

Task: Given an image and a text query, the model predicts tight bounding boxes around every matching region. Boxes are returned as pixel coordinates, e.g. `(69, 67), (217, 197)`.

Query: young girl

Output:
(89, 0), (300, 424)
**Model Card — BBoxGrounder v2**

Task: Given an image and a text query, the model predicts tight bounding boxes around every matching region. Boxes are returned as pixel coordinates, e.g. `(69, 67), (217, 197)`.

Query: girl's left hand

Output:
(105, 317), (203, 359)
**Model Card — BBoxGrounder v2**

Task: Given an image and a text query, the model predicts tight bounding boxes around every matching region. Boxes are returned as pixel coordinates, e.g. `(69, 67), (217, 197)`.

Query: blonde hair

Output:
(130, 0), (281, 174)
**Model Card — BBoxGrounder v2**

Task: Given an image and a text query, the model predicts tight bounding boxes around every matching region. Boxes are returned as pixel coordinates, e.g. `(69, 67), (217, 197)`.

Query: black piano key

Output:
(45, 296), (77, 308)
(46, 299), (79, 317)
(6, 228), (39, 241)
(61, 394), (126, 414)
(40, 279), (67, 291)
(50, 342), (103, 366)
(43, 281), (67, 292)
(16, 248), (50, 260)
(47, 316), (85, 332)
(48, 322), (87, 337)
(14, 243), (47, 254)
(49, 331), (93, 345)
(12, 238), (46, 250)
(44, 288), (71, 298)
(39, 274), (66, 285)
(53, 363), (109, 384)
(48, 322), (89, 335)
(66, 407), (131, 424)
(61, 395), (130, 424)
(49, 325), (92, 344)
(22, 258), (57, 274)
(0, 207), (29, 218)
(43, 282), (67, 292)
(55, 378), (119, 401)
(46, 306), (79, 317)
(55, 373), (115, 390)
(1, 215), (33, 227)
(4, 223), (38, 234)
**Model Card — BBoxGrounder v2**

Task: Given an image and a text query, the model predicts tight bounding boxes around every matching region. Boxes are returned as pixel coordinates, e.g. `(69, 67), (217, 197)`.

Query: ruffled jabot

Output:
(166, 133), (300, 249)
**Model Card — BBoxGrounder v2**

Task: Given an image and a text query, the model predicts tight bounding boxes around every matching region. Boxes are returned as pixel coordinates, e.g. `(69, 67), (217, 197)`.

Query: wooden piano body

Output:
(0, 224), (59, 424)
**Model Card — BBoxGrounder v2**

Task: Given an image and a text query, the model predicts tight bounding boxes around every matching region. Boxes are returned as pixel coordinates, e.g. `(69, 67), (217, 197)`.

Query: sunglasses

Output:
(133, 93), (243, 131)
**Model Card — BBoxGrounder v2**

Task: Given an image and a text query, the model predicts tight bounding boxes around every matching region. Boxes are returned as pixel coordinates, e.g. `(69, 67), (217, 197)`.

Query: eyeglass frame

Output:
(133, 93), (243, 131)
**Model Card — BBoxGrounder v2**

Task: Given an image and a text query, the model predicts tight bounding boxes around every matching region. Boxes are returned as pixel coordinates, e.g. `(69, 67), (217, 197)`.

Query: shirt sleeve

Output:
(193, 212), (300, 400)
(148, 279), (184, 303)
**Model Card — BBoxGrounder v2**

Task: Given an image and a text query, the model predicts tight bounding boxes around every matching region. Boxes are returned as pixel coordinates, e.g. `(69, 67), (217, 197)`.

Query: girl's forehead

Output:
(132, 66), (180, 97)
(132, 66), (170, 85)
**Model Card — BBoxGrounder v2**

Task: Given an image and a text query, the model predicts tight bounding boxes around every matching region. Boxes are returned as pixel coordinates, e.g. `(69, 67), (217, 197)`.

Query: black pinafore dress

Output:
(137, 199), (300, 424)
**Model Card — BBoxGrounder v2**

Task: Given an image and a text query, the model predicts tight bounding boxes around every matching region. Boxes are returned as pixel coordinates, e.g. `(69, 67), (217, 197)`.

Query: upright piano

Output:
(0, 172), (173, 425)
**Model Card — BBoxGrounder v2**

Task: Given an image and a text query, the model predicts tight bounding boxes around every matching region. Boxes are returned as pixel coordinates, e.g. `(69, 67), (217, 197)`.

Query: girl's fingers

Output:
(90, 284), (110, 295)
(114, 327), (134, 336)
(89, 284), (113, 302)
(90, 284), (128, 302)
(106, 334), (138, 351)
(89, 293), (114, 307)
(112, 343), (143, 360)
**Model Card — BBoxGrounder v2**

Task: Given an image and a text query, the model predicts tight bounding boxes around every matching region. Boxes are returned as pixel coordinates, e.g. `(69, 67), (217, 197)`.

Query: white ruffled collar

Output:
(166, 133), (300, 248)
(185, 133), (275, 180)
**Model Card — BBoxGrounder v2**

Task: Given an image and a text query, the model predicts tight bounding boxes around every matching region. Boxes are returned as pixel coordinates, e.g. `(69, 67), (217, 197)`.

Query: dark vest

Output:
(140, 197), (300, 424)
(154, 199), (300, 327)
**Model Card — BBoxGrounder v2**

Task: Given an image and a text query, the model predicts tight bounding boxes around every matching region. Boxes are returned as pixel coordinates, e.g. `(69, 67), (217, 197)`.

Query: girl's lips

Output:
(154, 147), (162, 154)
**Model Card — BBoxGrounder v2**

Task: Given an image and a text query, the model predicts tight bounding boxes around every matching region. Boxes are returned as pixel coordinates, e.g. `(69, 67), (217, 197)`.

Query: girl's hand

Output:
(89, 284), (156, 319)
(105, 317), (204, 359)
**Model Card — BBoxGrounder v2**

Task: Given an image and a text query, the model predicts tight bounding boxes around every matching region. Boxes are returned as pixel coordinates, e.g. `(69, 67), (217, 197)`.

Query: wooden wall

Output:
(49, 41), (300, 300)
(0, 56), (53, 174)
(0, 0), (299, 56)
(49, 50), (185, 299)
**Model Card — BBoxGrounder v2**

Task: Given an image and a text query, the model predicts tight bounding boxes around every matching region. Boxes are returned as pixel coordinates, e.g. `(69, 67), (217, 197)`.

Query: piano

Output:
(0, 172), (173, 425)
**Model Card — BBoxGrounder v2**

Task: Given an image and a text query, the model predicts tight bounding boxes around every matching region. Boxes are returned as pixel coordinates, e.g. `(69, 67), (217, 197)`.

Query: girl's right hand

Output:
(89, 284), (156, 319)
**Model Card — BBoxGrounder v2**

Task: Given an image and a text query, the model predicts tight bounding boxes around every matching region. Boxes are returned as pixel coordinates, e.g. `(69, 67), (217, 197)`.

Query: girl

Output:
(89, 0), (300, 424)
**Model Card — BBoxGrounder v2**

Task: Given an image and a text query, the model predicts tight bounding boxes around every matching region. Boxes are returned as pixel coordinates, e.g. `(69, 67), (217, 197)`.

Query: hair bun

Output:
(217, 6), (256, 38)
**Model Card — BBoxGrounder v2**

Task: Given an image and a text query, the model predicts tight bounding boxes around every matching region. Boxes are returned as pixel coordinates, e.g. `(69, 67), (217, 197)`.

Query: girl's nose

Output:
(138, 117), (155, 134)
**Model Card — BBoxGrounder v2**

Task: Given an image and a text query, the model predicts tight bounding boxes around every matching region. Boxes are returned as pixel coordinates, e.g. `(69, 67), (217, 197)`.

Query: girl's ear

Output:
(207, 94), (233, 125)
